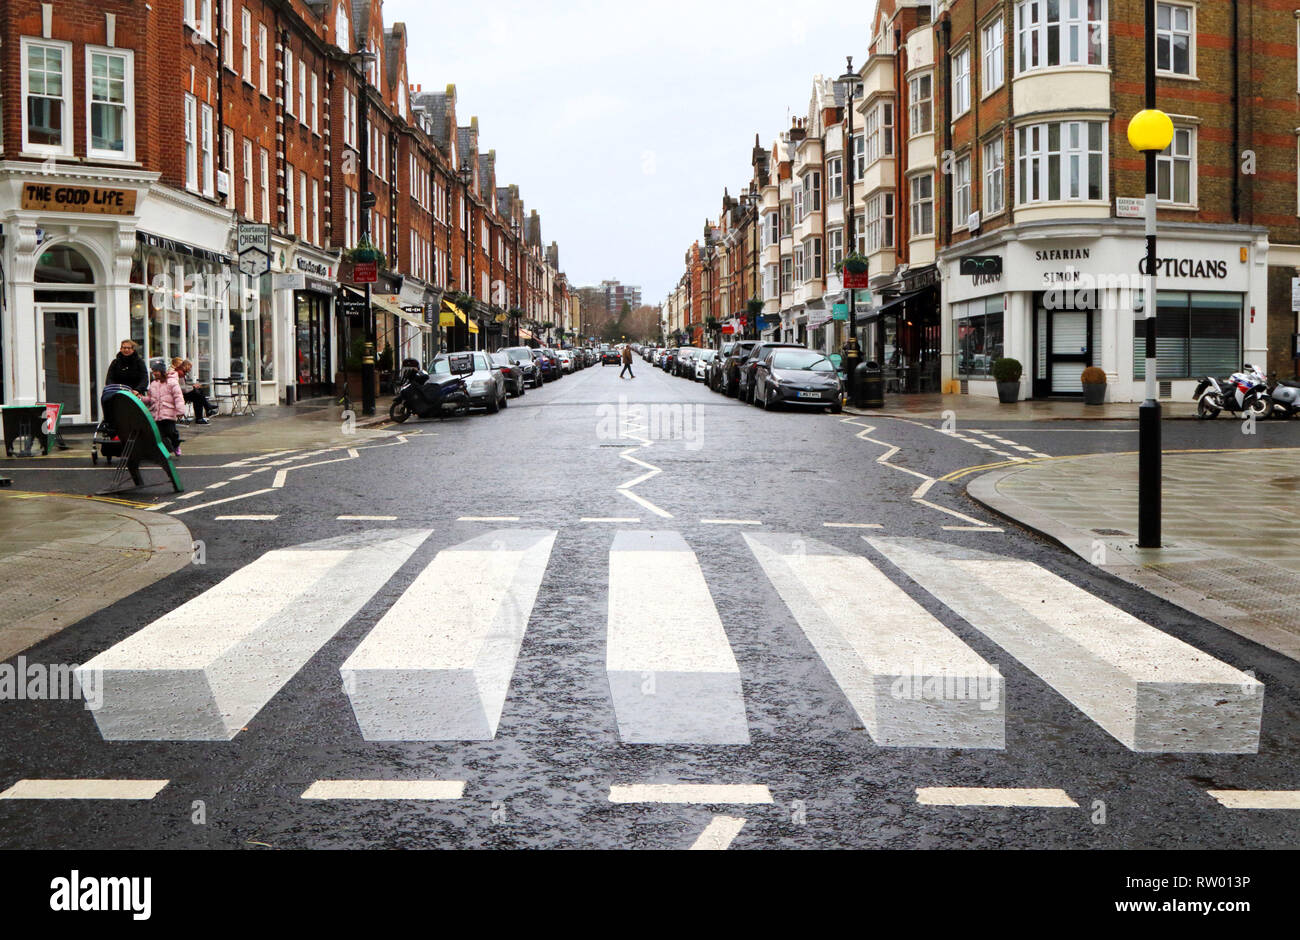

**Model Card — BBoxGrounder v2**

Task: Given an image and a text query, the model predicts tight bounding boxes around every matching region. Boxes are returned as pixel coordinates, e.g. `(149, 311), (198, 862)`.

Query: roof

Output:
(411, 91), (449, 147)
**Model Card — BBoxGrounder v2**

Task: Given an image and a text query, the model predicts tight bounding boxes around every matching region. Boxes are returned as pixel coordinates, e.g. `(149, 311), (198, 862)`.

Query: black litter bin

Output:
(855, 360), (884, 409)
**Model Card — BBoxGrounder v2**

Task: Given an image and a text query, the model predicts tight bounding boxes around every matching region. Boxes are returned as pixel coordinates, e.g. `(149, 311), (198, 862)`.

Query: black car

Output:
(718, 340), (761, 397)
(674, 347), (701, 377)
(502, 346), (543, 389)
(750, 347), (843, 413)
(600, 346), (620, 365)
(737, 342), (805, 403)
(490, 351), (528, 397)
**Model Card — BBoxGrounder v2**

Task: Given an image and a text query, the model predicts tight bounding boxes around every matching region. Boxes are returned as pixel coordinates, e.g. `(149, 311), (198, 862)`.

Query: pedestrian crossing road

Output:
(69, 527), (1263, 755)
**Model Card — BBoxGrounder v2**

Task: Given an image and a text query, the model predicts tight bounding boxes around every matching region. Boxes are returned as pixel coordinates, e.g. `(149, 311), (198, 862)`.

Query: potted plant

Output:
(835, 252), (870, 275)
(1081, 366), (1107, 405)
(992, 357), (1022, 404)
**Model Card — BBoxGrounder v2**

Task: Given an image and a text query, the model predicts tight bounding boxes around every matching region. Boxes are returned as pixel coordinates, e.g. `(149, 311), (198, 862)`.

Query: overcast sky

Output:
(385, 0), (873, 305)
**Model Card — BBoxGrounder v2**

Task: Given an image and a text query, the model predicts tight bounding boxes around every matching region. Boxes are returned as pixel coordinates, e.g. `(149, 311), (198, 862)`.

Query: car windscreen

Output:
(506, 348), (532, 360)
(429, 358), (451, 375)
(770, 349), (834, 371)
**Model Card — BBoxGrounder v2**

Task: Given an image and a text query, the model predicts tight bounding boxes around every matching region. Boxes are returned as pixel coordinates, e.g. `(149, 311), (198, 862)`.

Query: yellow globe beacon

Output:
(1127, 109), (1174, 153)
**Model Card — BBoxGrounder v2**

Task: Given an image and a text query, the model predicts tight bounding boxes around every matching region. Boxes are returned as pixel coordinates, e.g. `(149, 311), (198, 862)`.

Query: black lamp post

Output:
(349, 49), (378, 416)
(1128, 0), (1173, 548)
(458, 162), (475, 351)
(510, 217), (522, 345)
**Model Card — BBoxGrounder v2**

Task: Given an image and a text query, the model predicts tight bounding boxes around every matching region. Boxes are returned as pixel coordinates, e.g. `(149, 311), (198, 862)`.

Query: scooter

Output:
(1267, 373), (1300, 419)
(389, 360), (470, 422)
(1193, 364), (1271, 419)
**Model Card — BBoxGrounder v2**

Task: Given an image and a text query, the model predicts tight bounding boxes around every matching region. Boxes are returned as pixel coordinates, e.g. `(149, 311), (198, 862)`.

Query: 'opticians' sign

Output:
(22, 183), (137, 215)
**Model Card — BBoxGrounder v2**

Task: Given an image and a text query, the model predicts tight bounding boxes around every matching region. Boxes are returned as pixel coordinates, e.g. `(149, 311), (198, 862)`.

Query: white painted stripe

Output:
(941, 526), (1004, 532)
(607, 531), (749, 745)
(301, 780), (466, 801)
(78, 530), (431, 741)
(1011, 445), (1037, 452)
(700, 518), (763, 526)
(215, 515), (279, 521)
(342, 529), (556, 741)
(338, 515), (398, 521)
(870, 538), (1264, 754)
(0, 779), (169, 800)
(619, 488), (673, 519)
(745, 533), (1004, 749)
(581, 517), (642, 523)
(609, 784), (773, 805)
(1207, 790), (1300, 810)
(150, 502), (174, 512)
(916, 787), (1079, 808)
(456, 516), (520, 522)
(207, 481), (228, 489)
(689, 815), (746, 850)
(1030, 452), (1051, 458)
(230, 473), (252, 480)
(174, 491), (206, 501)
(169, 488), (276, 516)
(823, 522), (883, 529)
(272, 469), (288, 488)
(913, 497), (990, 527)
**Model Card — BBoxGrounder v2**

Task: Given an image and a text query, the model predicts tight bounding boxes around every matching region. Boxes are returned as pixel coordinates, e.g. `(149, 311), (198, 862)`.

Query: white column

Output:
(8, 223), (42, 405)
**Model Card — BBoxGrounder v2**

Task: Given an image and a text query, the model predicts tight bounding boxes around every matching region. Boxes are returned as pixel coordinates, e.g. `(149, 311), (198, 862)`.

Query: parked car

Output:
(531, 348), (558, 382)
(600, 345), (620, 365)
(556, 349), (575, 373)
(541, 348), (565, 379)
(432, 351), (508, 412)
(674, 347), (701, 377)
(751, 347), (843, 413)
(693, 349), (718, 382)
(718, 340), (762, 397)
(502, 346), (543, 389)
(661, 348), (678, 372)
(737, 342), (805, 403)
(491, 351), (528, 397)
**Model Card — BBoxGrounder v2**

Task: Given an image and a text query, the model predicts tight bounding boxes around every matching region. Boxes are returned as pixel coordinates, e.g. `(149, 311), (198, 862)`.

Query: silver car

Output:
(432, 351), (507, 413)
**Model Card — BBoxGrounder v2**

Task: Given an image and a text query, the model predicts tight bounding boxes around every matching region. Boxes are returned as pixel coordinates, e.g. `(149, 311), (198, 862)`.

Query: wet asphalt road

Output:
(1, 359), (1298, 850)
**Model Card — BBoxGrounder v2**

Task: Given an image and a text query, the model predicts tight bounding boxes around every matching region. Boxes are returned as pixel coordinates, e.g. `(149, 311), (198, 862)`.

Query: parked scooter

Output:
(1193, 364), (1271, 419)
(389, 356), (471, 422)
(1267, 372), (1300, 419)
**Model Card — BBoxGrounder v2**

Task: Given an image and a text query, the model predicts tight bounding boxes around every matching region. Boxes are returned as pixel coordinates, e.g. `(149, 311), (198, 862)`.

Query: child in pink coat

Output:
(144, 365), (186, 456)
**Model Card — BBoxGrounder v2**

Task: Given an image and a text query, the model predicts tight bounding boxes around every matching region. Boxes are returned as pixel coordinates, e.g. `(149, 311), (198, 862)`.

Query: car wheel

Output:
(389, 399), (411, 424)
(486, 392), (500, 414)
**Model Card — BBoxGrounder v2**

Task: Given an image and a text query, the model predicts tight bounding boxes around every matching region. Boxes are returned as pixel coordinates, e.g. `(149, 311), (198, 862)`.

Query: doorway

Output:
(1034, 299), (1093, 397)
(37, 305), (93, 422)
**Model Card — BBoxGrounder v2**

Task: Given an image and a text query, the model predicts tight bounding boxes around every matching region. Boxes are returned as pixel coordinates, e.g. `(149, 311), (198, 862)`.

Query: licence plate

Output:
(796, 391), (821, 399)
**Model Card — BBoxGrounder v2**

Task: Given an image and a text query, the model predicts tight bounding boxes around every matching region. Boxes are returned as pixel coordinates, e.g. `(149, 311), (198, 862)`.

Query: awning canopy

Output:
(440, 300), (478, 333)
(862, 286), (928, 320)
(371, 294), (431, 332)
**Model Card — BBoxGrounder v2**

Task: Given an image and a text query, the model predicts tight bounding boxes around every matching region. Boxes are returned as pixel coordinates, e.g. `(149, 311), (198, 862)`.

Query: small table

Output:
(211, 377), (255, 416)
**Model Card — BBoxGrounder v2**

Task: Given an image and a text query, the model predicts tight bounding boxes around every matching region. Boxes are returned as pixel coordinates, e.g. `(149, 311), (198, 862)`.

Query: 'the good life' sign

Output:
(22, 183), (137, 215)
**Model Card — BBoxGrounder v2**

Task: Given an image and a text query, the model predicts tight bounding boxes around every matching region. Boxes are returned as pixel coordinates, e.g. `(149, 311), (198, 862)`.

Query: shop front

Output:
(940, 222), (1270, 402)
(860, 266), (942, 394)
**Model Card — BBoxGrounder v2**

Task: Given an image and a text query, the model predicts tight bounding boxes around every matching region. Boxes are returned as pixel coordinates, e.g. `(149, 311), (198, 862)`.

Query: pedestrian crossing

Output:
(68, 528), (1265, 754)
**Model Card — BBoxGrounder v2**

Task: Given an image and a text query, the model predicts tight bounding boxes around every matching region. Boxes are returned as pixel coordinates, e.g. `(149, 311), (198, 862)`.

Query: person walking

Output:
(619, 344), (634, 379)
(143, 362), (187, 456)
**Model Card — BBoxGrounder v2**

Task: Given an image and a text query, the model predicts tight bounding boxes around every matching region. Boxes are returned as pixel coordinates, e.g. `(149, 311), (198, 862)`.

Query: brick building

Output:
(1, 0), (574, 423)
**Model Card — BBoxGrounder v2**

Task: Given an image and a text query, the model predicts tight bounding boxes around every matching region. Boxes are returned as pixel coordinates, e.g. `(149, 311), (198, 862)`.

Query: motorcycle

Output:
(388, 357), (472, 422)
(1193, 363), (1271, 420)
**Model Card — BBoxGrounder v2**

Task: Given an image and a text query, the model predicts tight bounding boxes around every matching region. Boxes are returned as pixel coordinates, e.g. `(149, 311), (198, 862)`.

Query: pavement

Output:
(970, 448), (1300, 661)
(0, 490), (192, 661)
(846, 392), (1198, 421)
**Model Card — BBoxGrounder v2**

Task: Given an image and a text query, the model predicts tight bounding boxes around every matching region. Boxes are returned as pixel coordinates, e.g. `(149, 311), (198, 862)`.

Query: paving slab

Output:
(846, 393), (1198, 422)
(969, 448), (1300, 662)
(0, 492), (193, 661)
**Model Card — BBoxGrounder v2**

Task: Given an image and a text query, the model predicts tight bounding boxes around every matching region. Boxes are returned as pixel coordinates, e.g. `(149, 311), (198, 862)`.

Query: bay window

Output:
(802, 171), (821, 214)
(765, 211), (779, 248)
(805, 237), (823, 280)
(23, 39), (71, 154)
(1015, 0), (1106, 74)
(793, 245), (805, 283)
(1015, 120), (1106, 205)
(828, 228), (844, 271)
(793, 187), (804, 224)
(865, 192), (895, 252)
(908, 74), (932, 135)
(909, 174), (934, 237)
(827, 157), (843, 200)
(864, 102), (894, 165)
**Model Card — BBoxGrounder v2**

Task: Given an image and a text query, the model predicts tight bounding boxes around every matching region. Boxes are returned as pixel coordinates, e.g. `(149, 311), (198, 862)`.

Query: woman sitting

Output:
(172, 358), (218, 424)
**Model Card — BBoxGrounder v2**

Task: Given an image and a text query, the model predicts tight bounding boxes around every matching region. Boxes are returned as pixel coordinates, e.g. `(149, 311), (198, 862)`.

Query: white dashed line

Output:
(941, 526), (1006, 532)
(0, 779), (170, 800)
(1207, 790), (1300, 810)
(300, 780), (465, 801)
(215, 515), (279, 521)
(608, 784), (773, 804)
(823, 522), (884, 529)
(170, 488), (276, 516)
(338, 515), (398, 521)
(581, 517), (642, 523)
(915, 787), (1079, 808)
(457, 516), (520, 522)
(700, 519), (763, 526)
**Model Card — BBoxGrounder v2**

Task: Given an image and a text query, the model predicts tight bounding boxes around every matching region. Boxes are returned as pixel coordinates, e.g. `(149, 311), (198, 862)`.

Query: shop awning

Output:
(372, 293), (431, 333)
(439, 301), (477, 333)
(865, 286), (928, 319)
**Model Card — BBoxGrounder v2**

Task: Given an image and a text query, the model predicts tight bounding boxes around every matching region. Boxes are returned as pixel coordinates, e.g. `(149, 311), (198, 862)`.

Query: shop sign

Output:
(1291, 278), (1300, 313)
(339, 297), (368, 318)
(398, 279), (425, 307)
(273, 273), (305, 291)
(237, 223), (271, 278)
(352, 261), (378, 283)
(843, 270), (871, 289)
(295, 256), (332, 278)
(22, 183), (137, 215)
(959, 256), (1003, 276)
(1137, 256), (1230, 279)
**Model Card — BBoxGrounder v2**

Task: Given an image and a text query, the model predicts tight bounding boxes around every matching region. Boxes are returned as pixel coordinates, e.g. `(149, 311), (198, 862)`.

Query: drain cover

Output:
(1092, 528), (1129, 536)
